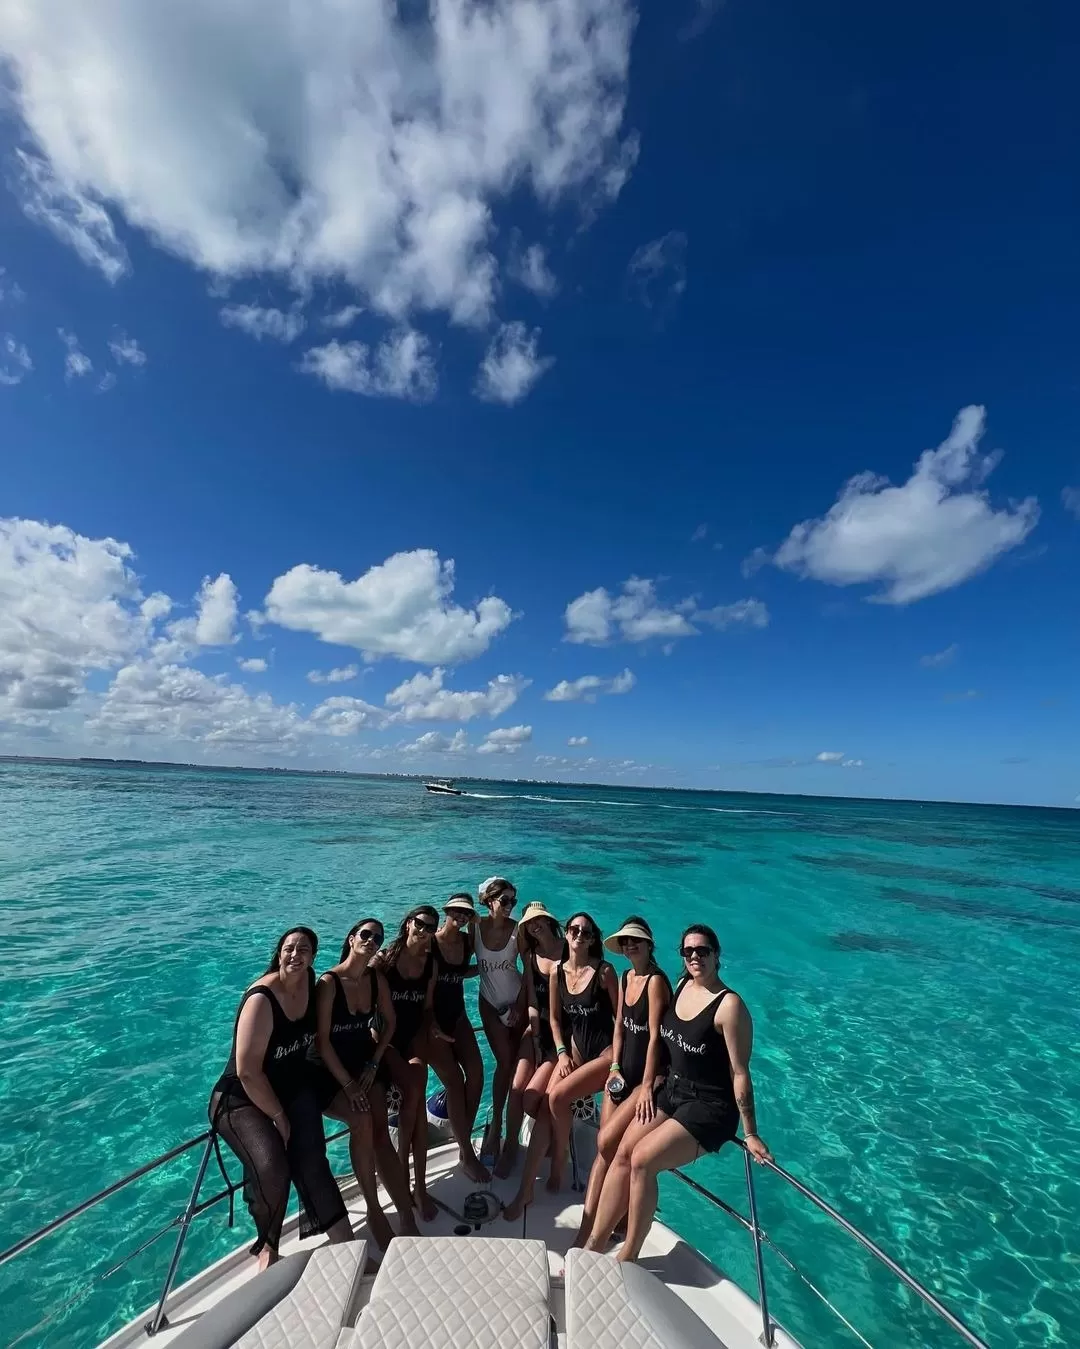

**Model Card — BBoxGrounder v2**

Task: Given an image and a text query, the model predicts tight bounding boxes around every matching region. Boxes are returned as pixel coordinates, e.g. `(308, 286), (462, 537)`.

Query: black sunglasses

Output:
(681, 944), (714, 960)
(567, 924), (594, 939)
(356, 929), (383, 947)
(412, 918), (437, 934)
(619, 935), (644, 947)
(491, 893), (516, 908)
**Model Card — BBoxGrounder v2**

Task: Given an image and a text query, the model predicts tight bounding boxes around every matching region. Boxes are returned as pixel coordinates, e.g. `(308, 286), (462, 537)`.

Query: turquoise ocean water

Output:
(1, 761), (1078, 1347)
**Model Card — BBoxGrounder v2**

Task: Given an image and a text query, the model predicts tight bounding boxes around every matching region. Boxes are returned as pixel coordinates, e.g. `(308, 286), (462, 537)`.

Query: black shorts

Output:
(655, 1076), (739, 1154)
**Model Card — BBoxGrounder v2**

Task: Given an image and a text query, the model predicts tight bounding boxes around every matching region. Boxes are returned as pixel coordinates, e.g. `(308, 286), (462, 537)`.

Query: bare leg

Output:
(502, 1100), (552, 1221)
(480, 998), (523, 1151)
(619, 1119), (702, 1263)
(455, 1017), (485, 1135)
(325, 1101), (395, 1250)
(546, 1055), (611, 1193)
(496, 1048), (536, 1178)
(427, 1033), (489, 1182)
(573, 1088), (640, 1247)
(367, 1084), (420, 1236)
(585, 1114), (662, 1252)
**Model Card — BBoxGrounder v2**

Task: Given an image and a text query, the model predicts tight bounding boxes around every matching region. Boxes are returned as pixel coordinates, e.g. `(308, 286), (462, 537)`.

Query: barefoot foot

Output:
(545, 1169), (563, 1195)
(502, 1189), (531, 1222)
(460, 1150), (491, 1184)
(494, 1140), (518, 1179)
(413, 1188), (438, 1222)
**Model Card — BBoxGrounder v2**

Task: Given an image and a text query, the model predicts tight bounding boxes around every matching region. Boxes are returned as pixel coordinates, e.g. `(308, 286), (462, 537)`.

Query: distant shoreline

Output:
(1, 753), (1075, 814)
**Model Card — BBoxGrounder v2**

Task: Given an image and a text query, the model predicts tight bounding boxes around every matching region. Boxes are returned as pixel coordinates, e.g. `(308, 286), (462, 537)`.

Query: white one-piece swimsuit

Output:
(475, 925), (522, 1021)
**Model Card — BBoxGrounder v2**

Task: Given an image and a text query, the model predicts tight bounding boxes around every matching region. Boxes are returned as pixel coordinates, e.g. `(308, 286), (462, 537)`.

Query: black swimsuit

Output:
(308, 970), (379, 1109)
(655, 980), (740, 1153)
(557, 962), (615, 1063)
(612, 969), (657, 1102)
(384, 953), (433, 1054)
(433, 937), (470, 1034)
(530, 953), (556, 1059)
(212, 971), (317, 1108)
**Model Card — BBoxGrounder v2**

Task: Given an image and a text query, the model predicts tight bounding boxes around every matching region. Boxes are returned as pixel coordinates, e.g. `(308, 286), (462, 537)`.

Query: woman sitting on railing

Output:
(573, 915), (671, 1248)
(373, 906), (442, 1221)
(429, 894), (490, 1183)
(309, 918), (420, 1248)
(208, 926), (354, 1270)
(585, 923), (772, 1263)
(495, 901), (564, 1178)
(503, 911), (619, 1220)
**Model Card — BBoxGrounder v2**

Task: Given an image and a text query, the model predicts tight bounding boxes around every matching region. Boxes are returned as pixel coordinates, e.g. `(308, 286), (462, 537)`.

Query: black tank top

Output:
(558, 962), (615, 1062)
(309, 970), (379, 1077)
(433, 937), (470, 1031)
(660, 981), (735, 1104)
(215, 971), (316, 1104)
(620, 970), (654, 1089)
(383, 953), (432, 1051)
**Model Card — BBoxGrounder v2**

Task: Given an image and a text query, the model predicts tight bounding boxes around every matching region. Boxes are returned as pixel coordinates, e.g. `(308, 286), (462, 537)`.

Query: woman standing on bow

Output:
(474, 877), (527, 1160)
(572, 915), (670, 1248)
(585, 923), (772, 1263)
(374, 906), (440, 1221)
(430, 893), (489, 1182)
(496, 901), (564, 1178)
(309, 918), (419, 1249)
(209, 927), (353, 1268)
(503, 911), (618, 1219)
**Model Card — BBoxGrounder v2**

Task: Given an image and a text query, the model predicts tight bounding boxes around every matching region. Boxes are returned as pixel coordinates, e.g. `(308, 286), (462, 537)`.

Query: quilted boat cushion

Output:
(565, 1247), (728, 1349)
(236, 1241), (368, 1349)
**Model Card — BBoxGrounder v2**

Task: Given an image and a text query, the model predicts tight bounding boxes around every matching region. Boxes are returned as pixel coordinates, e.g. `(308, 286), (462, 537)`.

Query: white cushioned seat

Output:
(565, 1247), (729, 1349)
(351, 1235), (549, 1348)
(235, 1240), (368, 1349)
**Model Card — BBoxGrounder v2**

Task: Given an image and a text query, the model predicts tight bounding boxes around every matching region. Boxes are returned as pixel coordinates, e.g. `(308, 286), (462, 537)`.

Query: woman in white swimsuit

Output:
(474, 876), (527, 1159)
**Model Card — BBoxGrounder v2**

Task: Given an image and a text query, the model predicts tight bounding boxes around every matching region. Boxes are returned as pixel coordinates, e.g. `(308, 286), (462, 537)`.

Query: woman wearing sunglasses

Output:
(374, 905), (441, 1221)
(430, 894), (489, 1183)
(475, 876), (527, 1160)
(503, 911), (618, 1220)
(495, 901), (564, 1178)
(209, 927), (353, 1269)
(572, 915), (671, 1248)
(585, 923), (772, 1263)
(310, 919), (419, 1248)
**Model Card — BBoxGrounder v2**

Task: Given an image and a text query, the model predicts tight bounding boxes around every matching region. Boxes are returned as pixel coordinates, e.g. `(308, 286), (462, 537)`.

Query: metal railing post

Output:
(144, 1134), (217, 1336)
(743, 1149), (775, 1348)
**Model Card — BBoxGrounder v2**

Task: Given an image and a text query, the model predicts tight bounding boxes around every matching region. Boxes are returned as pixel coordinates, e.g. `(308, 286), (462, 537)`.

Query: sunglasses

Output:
(445, 909), (470, 920)
(681, 944), (714, 960)
(491, 893), (516, 908)
(619, 935), (644, 948)
(356, 929), (384, 947)
(412, 918), (437, 934)
(567, 924), (594, 939)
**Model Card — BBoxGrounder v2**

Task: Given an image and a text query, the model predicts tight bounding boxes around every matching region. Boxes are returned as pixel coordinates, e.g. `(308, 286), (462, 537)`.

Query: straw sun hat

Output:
(519, 901), (556, 926)
(603, 919), (653, 954)
(444, 894), (477, 915)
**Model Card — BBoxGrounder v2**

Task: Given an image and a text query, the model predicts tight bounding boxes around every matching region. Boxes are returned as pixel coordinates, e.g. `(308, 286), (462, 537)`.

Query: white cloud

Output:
(307, 665), (360, 685)
(0, 517), (165, 712)
(1, 334), (33, 386)
(628, 231), (687, 309)
(237, 657), (267, 673)
(771, 406), (1039, 604)
(691, 523), (708, 542)
(544, 668), (635, 702)
(475, 322), (553, 404)
(1, 0), (635, 326)
(814, 751), (863, 768)
(309, 695), (387, 736)
(263, 549), (513, 664)
(299, 330), (436, 401)
(843, 758), (863, 768)
(920, 644), (958, 669)
(1062, 487), (1080, 520)
(109, 330), (147, 365)
(402, 728), (469, 755)
(697, 599), (769, 630)
(385, 667), (529, 722)
(322, 305), (364, 331)
(567, 735), (589, 746)
(0, 268), (26, 304)
(815, 751), (845, 763)
(220, 304), (305, 343)
(512, 244), (557, 298)
(193, 574), (239, 646)
(58, 328), (92, 380)
(741, 547), (770, 579)
(564, 578), (768, 646)
(13, 151), (129, 283)
(97, 371), (117, 394)
(477, 724), (532, 754)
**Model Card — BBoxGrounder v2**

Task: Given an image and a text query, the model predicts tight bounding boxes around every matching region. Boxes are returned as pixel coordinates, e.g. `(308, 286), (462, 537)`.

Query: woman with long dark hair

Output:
(430, 894), (489, 1182)
(374, 905), (440, 1221)
(309, 918), (419, 1248)
(503, 911), (618, 1219)
(572, 915), (670, 1248)
(586, 923), (772, 1263)
(495, 901), (563, 1178)
(209, 927), (353, 1268)
(474, 876), (527, 1159)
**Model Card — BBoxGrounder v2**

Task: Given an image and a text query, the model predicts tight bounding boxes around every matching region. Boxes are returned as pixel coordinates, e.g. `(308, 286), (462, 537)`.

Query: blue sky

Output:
(0, 0), (1077, 806)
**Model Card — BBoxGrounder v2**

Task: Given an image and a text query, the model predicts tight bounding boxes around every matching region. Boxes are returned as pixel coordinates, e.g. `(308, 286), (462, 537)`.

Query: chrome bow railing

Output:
(2, 1119), (991, 1349)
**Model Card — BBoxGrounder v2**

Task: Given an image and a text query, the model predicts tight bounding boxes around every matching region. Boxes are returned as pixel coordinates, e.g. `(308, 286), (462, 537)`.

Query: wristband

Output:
(556, 1045), (568, 1057)
(609, 1061), (621, 1073)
